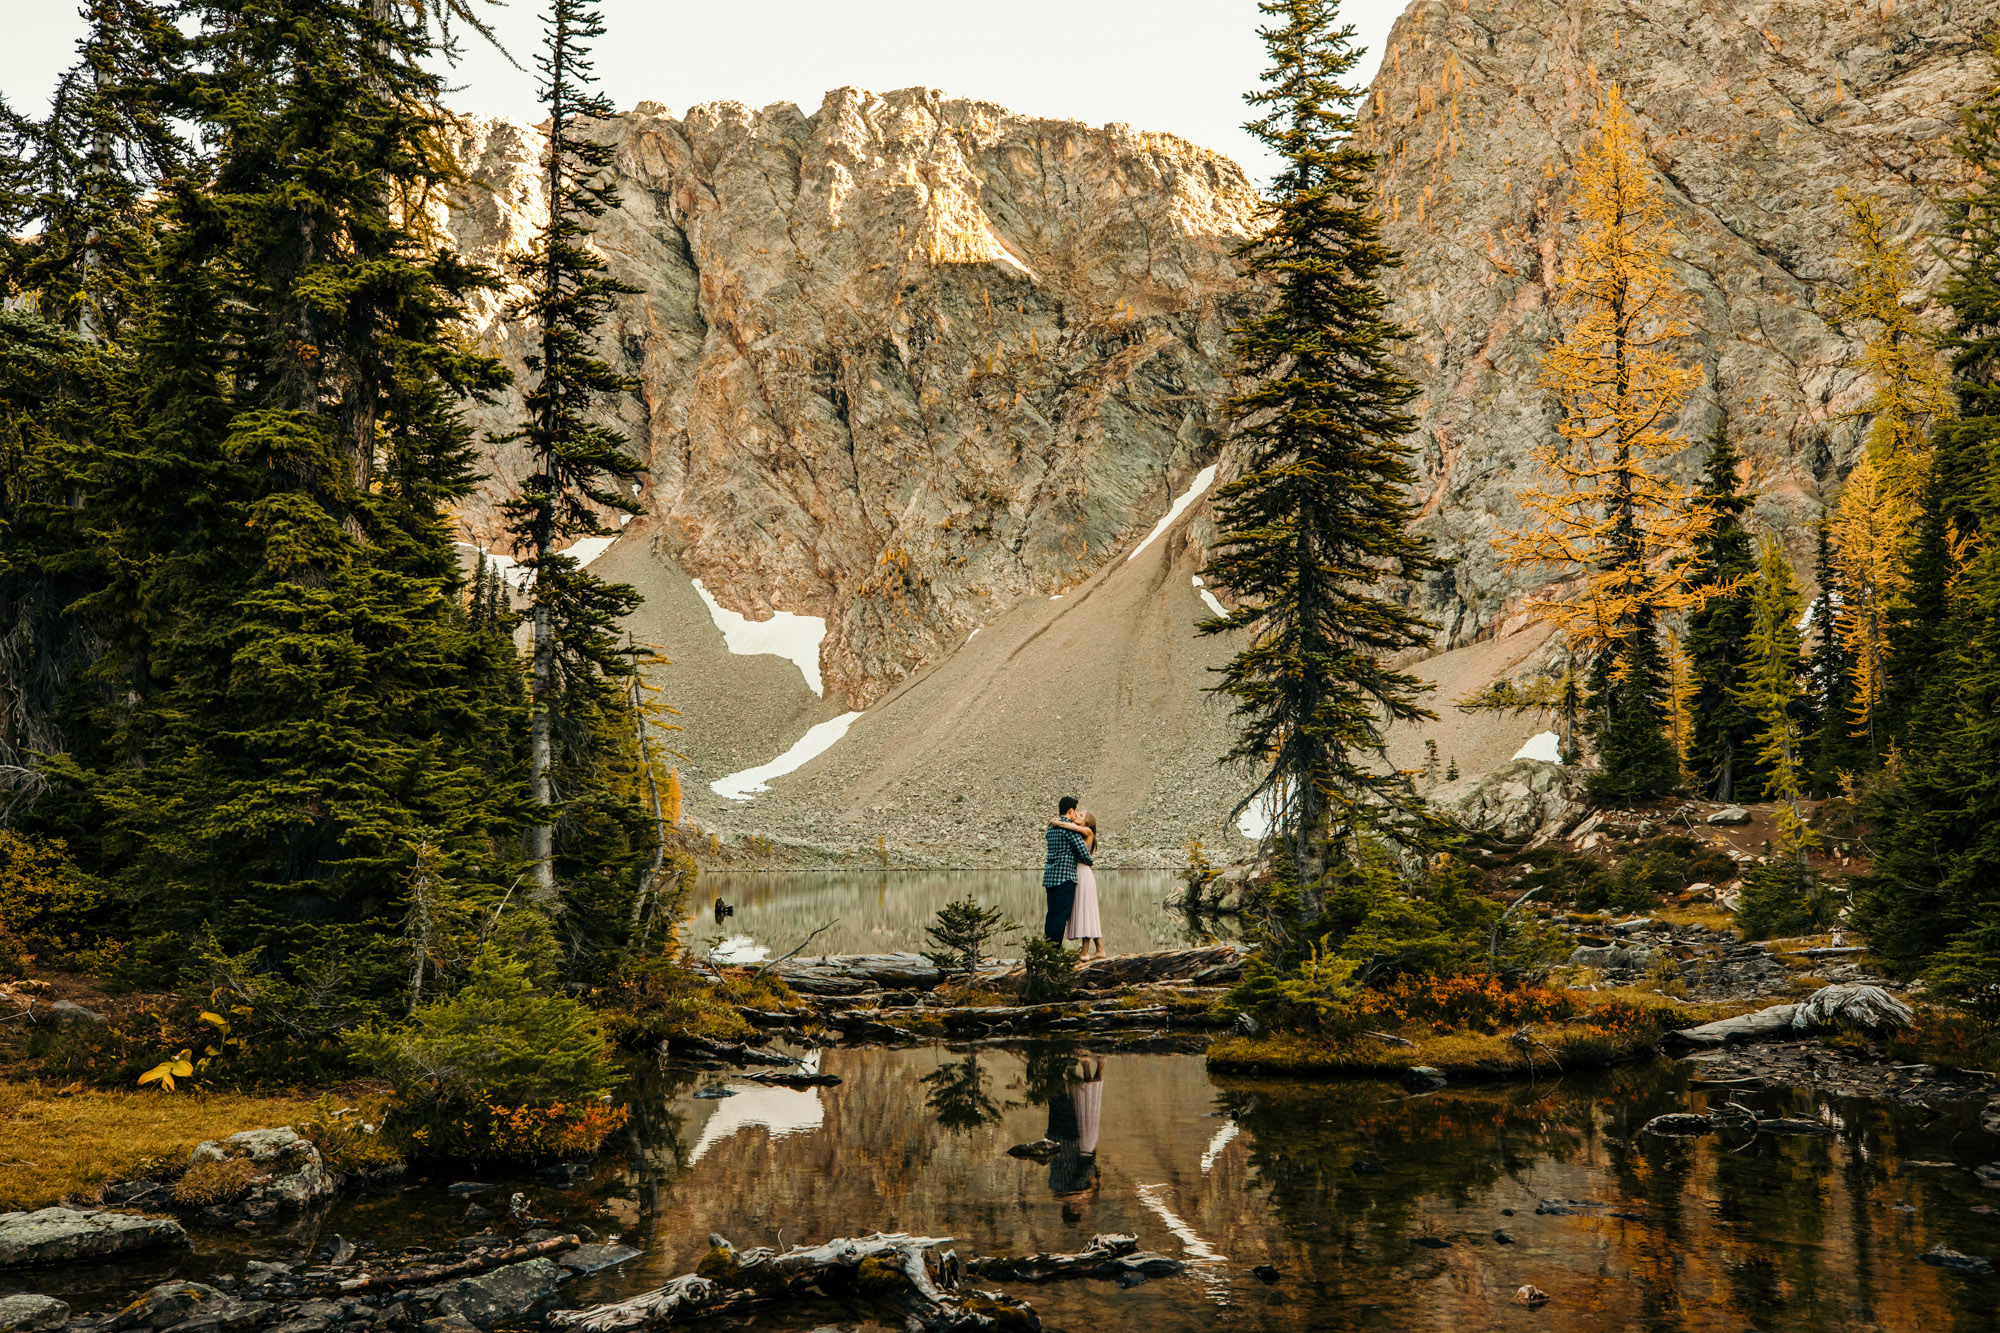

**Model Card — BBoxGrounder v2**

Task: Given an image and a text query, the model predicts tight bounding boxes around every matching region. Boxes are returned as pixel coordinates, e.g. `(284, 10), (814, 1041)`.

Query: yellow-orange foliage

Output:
(1664, 628), (1695, 777)
(1830, 455), (1910, 742)
(1820, 191), (1953, 501)
(1499, 87), (1710, 661)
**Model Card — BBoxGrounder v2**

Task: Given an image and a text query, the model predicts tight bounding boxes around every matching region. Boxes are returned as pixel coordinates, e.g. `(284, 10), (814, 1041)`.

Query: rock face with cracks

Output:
(436, 89), (1261, 710)
(0, 1210), (185, 1268)
(1359, 0), (2000, 642)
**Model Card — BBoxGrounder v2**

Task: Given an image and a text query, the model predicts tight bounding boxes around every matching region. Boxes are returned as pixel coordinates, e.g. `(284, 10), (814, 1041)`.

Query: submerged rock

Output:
(1402, 1066), (1447, 1093)
(1922, 1244), (1994, 1277)
(559, 1245), (644, 1276)
(418, 1258), (563, 1329)
(0, 1295), (69, 1332)
(0, 1208), (186, 1267)
(1641, 1113), (1717, 1137)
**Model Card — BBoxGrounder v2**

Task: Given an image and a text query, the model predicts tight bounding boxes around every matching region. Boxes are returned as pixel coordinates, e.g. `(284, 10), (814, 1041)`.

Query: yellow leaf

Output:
(199, 1011), (230, 1030)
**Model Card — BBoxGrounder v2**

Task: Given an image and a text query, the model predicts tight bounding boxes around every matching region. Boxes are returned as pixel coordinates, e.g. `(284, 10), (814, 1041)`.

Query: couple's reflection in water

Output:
(1045, 1055), (1104, 1222)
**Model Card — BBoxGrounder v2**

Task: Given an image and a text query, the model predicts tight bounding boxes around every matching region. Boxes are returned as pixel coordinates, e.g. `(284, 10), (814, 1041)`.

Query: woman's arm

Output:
(1048, 817), (1088, 834)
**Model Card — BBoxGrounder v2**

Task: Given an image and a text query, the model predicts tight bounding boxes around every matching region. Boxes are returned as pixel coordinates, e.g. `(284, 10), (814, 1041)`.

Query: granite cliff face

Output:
(1360, 0), (1998, 645)
(429, 3), (2000, 857)
(437, 89), (1262, 710)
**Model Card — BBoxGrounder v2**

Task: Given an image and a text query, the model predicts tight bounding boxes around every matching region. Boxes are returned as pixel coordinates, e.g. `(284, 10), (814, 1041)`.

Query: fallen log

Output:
(549, 1232), (1038, 1333)
(336, 1235), (578, 1293)
(963, 1233), (1185, 1283)
(664, 1034), (800, 1067)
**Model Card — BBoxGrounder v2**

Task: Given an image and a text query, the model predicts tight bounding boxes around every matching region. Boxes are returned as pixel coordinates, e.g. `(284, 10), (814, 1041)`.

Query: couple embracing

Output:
(1040, 795), (1105, 960)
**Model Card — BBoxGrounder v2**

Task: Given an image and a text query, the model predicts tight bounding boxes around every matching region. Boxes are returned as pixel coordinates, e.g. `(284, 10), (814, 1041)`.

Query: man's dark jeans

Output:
(1043, 880), (1076, 943)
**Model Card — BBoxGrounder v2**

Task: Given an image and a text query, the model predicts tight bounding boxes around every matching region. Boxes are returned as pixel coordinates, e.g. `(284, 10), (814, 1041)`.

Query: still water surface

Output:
(19, 1046), (1998, 1332)
(685, 870), (1202, 959)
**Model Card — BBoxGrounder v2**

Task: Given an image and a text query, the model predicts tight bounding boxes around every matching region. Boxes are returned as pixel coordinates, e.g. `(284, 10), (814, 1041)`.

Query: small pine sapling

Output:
(922, 896), (1013, 981)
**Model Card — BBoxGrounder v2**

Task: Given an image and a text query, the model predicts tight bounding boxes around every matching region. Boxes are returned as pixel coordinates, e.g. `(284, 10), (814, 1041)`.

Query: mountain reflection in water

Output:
(14, 1046), (1996, 1331)
(684, 869), (1207, 958)
(596, 1046), (1998, 1332)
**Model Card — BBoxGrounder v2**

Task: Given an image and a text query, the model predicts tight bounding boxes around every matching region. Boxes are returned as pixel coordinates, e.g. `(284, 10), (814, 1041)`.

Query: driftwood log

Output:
(336, 1235), (578, 1293)
(664, 1034), (801, 1066)
(549, 1233), (1038, 1332)
(963, 1233), (1185, 1283)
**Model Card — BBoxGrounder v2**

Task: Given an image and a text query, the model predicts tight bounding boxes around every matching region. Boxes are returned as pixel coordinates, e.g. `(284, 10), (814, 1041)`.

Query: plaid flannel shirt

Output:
(1042, 824), (1093, 887)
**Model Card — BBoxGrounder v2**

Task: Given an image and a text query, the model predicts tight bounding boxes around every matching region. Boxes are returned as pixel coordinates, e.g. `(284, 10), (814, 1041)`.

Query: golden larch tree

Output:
(1830, 455), (1910, 749)
(1498, 86), (1711, 797)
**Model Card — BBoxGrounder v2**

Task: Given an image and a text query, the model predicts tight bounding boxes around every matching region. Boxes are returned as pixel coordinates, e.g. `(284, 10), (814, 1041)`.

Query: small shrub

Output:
(1736, 857), (1839, 940)
(292, 1096), (401, 1174)
(347, 945), (623, 1163)
(0, 832), (111, 973)
(1019, 938), (1077, 1006)
(171, 1156), (255, 1207)
(922, 897), (1013, 981)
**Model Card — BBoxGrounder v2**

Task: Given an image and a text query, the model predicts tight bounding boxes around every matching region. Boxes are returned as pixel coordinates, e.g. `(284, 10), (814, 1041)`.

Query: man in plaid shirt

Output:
(1042, 795), (1093, 943)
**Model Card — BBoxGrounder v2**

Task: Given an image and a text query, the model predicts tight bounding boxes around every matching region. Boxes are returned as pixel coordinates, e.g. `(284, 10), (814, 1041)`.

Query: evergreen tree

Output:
(494, 0), (647, 905)
(1681, 418), (1759, 800)
(31, 0), (523, 970)
(1853, 40), (2000, 982)
(1733, 539), (1811, 829)
(1497, 87), (1709, 804)
(1804, 510), (1864, 791)
(1199, 0), (1443, 888)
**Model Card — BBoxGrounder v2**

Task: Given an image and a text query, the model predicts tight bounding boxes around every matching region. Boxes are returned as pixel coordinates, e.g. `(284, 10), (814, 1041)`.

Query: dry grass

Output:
(0, 1080), (310, 1210)
(1650, 903), (1737, 933)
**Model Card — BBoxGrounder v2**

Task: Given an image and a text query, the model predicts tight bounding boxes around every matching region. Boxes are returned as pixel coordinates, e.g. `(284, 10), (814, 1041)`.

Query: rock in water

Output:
(1403, 1067), (1447, 1094)
(419, 1259), (564, 1329)
(1514, 1285), (1550, 1307)
(1921, 1244), (1994, 1278)
(0, 1296), (70, 1332)
(183, 1128), (337, 1226)
(0, 1209), (186, 1267)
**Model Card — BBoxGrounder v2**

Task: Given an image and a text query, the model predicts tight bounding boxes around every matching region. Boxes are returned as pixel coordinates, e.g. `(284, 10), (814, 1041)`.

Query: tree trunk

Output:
(528, 599), (556, 902)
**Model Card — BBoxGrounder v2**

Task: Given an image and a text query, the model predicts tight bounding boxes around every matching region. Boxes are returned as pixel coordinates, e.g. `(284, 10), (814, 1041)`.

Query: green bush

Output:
(1735, 857), (1838, 940)
(346, 945), (621, 1162)
(1019, 938), (1077, 1005)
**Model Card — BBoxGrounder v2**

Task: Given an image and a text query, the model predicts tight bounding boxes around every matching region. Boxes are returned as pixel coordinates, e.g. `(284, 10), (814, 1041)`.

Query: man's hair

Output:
(1058, 795), (1080, 816)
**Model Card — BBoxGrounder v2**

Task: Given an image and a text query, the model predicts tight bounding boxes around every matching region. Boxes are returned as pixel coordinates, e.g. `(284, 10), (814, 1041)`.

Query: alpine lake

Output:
(11, 872), (1997, 1333)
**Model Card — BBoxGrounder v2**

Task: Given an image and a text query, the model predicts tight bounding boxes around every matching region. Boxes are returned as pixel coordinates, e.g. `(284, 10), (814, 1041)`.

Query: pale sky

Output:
(1, 0), (1407, 186)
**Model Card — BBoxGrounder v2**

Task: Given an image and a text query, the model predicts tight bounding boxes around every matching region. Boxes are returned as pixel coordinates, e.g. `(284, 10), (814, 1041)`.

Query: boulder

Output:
(100, 1282), (231, 1331)
(45, 1000), (104, 1025)
(1430, 759), (1588, 844)
(1921, 1244), (1993, 1278)
(183, 1128), (336, 1226)
(1790, 984), (1913, 1034)
(1568, 944), (1653, 971)
(0, 1208), (186, 1267)
(558, 1244), (643, 1276)
(1982, 1101), (2000, 1137)
(1707, 806), (1752, 827)
(1402, 1066), (1447, 1093)
(0, 1296), (69, 1332)
(418, 1258), (563, 1329)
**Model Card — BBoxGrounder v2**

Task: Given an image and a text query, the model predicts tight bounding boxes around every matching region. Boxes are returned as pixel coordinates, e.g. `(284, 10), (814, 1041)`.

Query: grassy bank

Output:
(1207, 990), (1751, 1079)
(0, 1081), (315, 1211)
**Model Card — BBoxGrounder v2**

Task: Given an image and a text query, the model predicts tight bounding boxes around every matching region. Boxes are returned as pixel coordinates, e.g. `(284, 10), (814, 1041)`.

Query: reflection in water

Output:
(684, 869), (1215, 958)
(12, 1047), (1999, 1333)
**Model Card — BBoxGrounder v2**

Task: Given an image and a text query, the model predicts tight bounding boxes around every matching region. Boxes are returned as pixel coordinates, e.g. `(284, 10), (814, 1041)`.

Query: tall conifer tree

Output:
(1681, 418), (1759, 800)
(34, 0), (523, 962)
(1497, 87), (1709, 803)
(1200, 0), (1442, 887)
(495, 0), (646, 904)
(1857, 42), (2000, 981)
